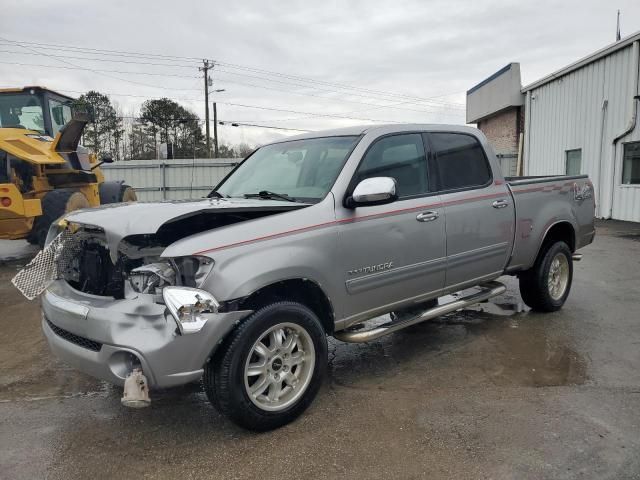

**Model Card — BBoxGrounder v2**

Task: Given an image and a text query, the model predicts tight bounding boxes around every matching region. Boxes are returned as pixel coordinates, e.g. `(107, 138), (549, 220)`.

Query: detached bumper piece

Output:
(121, 368), (151, 408)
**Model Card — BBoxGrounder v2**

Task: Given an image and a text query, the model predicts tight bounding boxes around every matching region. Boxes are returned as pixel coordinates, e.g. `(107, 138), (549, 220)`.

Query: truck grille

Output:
(45, 317), (103, 352)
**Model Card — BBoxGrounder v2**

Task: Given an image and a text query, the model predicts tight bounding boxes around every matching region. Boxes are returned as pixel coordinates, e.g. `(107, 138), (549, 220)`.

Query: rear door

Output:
(335, 132), (446, 322)
(427, 132), (514, 289)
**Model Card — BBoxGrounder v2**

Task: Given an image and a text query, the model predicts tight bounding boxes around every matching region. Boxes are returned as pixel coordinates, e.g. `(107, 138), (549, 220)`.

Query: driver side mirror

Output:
(346, 177), (397, 208)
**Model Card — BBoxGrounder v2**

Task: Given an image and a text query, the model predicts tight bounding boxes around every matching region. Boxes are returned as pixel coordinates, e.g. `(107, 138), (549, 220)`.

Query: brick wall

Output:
(477, 107), (522, 155)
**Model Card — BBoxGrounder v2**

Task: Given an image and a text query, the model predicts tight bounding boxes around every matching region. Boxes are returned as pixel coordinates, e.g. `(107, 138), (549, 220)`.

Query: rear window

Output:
(430, 133), (491, 191)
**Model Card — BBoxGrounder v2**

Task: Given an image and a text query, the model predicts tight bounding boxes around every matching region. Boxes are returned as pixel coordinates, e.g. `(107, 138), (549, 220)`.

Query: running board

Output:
(334, 281), (507, 343)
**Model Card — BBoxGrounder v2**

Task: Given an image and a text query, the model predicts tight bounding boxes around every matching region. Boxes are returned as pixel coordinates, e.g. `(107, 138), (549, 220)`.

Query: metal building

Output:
(468, 32), (640, 222)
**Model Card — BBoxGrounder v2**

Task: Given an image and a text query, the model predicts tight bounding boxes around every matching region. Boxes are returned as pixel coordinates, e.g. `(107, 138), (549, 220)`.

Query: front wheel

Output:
(519, 241), (573, 312)
(203, 301), (327, 431)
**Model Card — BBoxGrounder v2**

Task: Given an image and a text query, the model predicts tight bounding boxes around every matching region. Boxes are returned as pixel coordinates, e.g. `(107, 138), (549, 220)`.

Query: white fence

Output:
(101, 158), (240, 201)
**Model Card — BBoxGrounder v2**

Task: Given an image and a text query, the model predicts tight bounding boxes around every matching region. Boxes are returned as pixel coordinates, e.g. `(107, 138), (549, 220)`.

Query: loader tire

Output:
(28, 189), (90, 247)
(519, 241), (573, 312)
(99, 181), (137, 204)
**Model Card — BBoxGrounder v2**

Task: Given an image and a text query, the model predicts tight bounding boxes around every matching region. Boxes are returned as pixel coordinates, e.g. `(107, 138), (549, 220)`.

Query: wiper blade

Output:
(244, 190), (296, 202)
(207, 190), (224, 198)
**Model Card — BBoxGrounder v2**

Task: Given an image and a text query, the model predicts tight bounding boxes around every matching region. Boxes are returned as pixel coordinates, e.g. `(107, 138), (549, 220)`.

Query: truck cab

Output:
(0, 86), (74, 138)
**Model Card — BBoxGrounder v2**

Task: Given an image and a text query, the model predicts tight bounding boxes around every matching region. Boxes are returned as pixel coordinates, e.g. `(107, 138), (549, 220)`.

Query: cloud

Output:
(2, 0), (639, 146)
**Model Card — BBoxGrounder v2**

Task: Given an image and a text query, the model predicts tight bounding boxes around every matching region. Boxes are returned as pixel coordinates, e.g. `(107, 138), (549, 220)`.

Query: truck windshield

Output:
(0, 93), (46, 133)
(216, 135), (360, 203)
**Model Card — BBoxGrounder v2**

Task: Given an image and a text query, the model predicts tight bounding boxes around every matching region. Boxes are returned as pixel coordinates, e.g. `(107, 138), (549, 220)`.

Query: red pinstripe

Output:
(193, 189), (513, 255)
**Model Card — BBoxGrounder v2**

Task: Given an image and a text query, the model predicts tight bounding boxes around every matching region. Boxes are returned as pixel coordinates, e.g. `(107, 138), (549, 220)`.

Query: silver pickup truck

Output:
(17, 124), (595, 430)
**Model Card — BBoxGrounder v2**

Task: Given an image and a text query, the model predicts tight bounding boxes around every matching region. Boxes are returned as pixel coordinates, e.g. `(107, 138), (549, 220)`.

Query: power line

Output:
(0, 60), (201, 81)
(212, 71), (464, 115)
(0, 45), (463, 111)
(217, 102), (401, 124)
(215, 61), (465, 107)
(0, 38), (465, 108)
(0, 58), (462, 118)
(115, 115), (311, 132)
(0, 36), (196, 91)
(0, 39), (203, 63)
(218, 122), (311, 132)
(0, 48), (198, 69)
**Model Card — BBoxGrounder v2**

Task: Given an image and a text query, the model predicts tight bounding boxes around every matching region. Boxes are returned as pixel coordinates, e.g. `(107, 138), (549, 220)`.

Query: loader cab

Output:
(0, 87), (74, 137)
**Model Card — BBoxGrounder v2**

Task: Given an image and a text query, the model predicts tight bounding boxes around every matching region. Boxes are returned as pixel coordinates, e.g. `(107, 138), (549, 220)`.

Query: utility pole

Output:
(200, 59), (212, 157)
(213, 102), (218, 157)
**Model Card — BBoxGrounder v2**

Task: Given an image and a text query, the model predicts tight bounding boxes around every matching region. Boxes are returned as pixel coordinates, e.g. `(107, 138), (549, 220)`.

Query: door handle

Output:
(492, 199), (509, 209)
(416, 211), (439, 222)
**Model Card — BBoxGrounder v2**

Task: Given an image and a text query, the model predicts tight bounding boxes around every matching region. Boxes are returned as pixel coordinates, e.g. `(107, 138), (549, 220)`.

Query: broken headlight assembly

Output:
(162, 286), (219, 334)
(128, 256), (214, 295)
(128, 262), (176, 294)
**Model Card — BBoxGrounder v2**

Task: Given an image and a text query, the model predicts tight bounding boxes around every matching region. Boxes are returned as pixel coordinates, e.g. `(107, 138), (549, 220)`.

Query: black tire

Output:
(27, 189), (89, 247)
(99, 181), (137, 204)
(519, 241), (573, 312)
(204, 301), (327, 431)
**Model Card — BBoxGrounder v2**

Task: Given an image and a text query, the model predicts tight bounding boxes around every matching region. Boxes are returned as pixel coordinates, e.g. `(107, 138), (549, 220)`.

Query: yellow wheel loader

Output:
(0, 87), (136, 246)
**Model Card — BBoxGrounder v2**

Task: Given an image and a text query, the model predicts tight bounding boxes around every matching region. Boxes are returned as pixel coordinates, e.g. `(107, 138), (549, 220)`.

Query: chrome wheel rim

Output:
(548, 253), (570, 300)
(244, 322), (315, 412)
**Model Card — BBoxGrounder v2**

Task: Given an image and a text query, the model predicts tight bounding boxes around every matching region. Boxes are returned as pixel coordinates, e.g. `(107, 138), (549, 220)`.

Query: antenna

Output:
(616, 10), (621, 42)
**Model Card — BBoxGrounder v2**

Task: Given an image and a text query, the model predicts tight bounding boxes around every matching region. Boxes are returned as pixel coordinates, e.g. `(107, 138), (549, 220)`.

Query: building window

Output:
(565, 149), (582, 176)
(622, 142), (640, 185)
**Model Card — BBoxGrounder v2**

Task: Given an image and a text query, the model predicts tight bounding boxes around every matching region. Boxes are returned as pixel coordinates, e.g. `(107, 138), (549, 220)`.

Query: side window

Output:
(566, 149), (582, 175)
(49, 99), (72, 136)
(354, 133), (428, 198)
(430, 133), (491, 191)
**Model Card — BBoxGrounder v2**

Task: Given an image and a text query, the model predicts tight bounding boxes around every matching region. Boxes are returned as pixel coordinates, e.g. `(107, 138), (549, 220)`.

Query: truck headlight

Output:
(171, 256), (215, 288)
(162, 286), (219, 335)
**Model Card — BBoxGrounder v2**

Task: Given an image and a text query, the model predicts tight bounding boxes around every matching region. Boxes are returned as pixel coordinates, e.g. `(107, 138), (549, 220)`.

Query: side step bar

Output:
(334, 281), (507, 343)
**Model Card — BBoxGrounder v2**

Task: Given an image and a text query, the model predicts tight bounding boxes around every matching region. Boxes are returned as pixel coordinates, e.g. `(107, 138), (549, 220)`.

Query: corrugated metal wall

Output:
(524, 42), (640, 222)
(101, 159), (239, 201)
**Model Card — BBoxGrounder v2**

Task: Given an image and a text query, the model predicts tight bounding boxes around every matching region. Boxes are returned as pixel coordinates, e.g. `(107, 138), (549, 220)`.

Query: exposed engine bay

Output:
(60, 208), (270, 298)
(12, 205), (299, 300)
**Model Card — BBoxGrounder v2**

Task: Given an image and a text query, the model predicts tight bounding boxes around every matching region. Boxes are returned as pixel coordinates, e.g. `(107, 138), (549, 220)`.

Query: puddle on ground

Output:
(329, 295), (588, 391)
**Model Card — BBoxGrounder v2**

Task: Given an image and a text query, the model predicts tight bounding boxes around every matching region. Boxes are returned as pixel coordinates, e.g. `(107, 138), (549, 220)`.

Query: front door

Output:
(427, 132), (514, 289)
(335, 132), (446, 324)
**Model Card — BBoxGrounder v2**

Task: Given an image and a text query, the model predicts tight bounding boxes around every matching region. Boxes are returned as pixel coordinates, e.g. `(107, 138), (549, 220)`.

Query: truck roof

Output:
(0, 86), (75, 102)
(277, 123), (482, 144)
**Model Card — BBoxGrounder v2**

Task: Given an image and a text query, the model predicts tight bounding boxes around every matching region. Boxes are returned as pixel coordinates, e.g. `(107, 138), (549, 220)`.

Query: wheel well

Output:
(238, 279), (335, 334)
(542, 222), (576, 253)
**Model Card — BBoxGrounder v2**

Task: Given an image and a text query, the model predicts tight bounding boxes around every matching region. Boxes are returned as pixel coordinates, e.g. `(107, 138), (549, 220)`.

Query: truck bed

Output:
(505, 174), (589, 185)
(504, 174), (595, 273)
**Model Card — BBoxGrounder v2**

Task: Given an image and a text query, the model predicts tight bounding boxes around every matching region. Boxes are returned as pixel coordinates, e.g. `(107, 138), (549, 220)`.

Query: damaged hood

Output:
(64, 197), (307, 260)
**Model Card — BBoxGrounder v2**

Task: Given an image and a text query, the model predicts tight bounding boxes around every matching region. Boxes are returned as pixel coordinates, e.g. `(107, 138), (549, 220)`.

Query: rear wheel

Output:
(99, 181), (137, 204)
(519, 241), (573, 312)
(203, 301), (327, 431)
(28, 189), (90, 247)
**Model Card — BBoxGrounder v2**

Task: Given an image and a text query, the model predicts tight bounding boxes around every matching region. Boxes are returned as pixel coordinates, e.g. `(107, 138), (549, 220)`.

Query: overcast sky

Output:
(2, 0), (640, 147)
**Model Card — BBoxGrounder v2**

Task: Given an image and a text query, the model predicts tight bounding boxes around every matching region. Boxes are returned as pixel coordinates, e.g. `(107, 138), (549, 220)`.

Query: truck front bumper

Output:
(41, 280), (251, 388)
